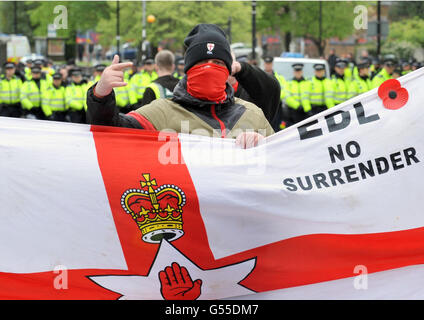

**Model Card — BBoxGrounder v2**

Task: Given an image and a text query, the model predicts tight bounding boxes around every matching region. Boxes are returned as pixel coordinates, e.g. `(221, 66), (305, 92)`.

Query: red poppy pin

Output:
(377, 79), (409, 110)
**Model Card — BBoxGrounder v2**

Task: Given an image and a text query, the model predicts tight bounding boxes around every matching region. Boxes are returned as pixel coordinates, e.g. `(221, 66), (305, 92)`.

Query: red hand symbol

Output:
(159, 262), (202, 300)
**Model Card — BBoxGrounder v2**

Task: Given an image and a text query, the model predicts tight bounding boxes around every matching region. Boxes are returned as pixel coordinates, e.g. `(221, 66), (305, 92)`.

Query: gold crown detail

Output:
(121, 173), (186, 243)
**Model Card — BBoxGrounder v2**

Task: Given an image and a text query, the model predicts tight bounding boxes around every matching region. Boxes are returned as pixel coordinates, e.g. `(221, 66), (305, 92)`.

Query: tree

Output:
(383, 17), (424, 59)
(96, 1), (252, 53)
(27, 1), (110, 44)
(389, 1), (424, 21)
(258, 1), (358, 56)
(0, 1), (38, 38)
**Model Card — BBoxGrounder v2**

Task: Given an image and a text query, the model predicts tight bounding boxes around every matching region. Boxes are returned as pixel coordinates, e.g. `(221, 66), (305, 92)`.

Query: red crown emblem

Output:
(121, 174), (186, 243)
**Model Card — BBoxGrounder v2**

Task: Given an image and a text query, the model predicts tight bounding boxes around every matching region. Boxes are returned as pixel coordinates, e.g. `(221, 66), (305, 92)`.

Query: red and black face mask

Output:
(186, 63), (229, 103)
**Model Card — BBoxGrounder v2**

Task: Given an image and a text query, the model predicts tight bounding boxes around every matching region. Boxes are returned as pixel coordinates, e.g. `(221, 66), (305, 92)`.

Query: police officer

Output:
(371, 55), (396, 88)
(412, 61), (421, 72)
(370, 57), (381, 80)
(401, 61), (412, 75)
(114, 76), (138, 114)
(15, 62), (27, 82)
(392, 68), (402, 79)
(24, 59), (33, 81)
(130, 58), (158, 103)
(65, 68), (87, 123)
(347, 61), (372, 99)
(123, 61), (136, 81)
(0, 62), (23, 118)
(263, 56), (287, 100)
(43, 59), (55, 77)
(141, 50), (180, 106)
(284, 63), (312, 125)
(20, 66), (49, 119)
(87, 64), (106, 89)
(34, 59), (52, 84)
(42, 72), (68, 122)
(173, 58), (185, 79)
(309, 63), (334, 115)
(343, 53), (355, 82)
(331, 58), (350, 106)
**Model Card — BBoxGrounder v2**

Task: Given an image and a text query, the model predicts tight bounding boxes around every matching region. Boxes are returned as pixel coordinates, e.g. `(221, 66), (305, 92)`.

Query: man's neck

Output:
(157, 69), (172, 77)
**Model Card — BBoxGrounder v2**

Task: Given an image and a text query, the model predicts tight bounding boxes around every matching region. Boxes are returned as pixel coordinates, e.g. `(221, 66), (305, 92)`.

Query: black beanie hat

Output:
(183, 24), (232, 74)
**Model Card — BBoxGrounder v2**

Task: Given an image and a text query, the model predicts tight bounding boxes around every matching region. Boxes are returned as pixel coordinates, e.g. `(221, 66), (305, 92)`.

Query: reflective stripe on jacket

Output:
(0, 76), (22, 104)
(285, 79), (311, 113)
(308, 76), (334, 108)
(65, 83), (87, 111)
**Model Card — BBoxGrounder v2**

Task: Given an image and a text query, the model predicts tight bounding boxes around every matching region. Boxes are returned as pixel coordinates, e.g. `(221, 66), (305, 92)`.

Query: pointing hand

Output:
(94, 54), (133, 97)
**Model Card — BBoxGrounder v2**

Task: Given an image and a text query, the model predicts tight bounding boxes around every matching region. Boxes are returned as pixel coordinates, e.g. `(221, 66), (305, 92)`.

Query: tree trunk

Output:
(285, 32), (291, 52)
(310, 37), (324, 58)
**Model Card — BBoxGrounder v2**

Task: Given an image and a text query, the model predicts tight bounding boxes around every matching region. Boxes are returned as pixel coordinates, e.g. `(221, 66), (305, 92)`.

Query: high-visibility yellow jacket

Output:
(344, 63), (355, 82)
(347, 76), (372, 99)
(331, 74), (351, 105)
(130, 71), (158, 100)
(172, 71), (183, 80)
(42, 66), (55, 76)
(285, 78), (312, 113)
(42, 85), (67, 117)
(65, 82), (87, 111)
(308, 76), (334, 109)
(146, 82), (174, 100)
(24, 67), (32, 81)
(114, 84), (138, 108)
(86, 75), (101, 92)
(20, 79), (49, 110)
(0, 75), (22, 105)
(274, 71), (287, 100)
(371, 68), (392, 89)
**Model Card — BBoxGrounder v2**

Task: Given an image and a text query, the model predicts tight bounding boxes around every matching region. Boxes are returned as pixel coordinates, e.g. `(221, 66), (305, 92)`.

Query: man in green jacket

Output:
(372, 55), (396, 88)
(308, 63), (334, 115)
(263, 56), (287, 101)
(65, 68), (87, 123)
(0, 62), (22, 118)
(347, 61), (372, 99)
(42, 73), (68, 122)
(20, 66), (49, 119)
(173, 58), (185, 80)
(331, 58), (350, 106)
(86, 23), (273, 148)
(130, 59), (158, 103)
(284, 63), (312, 125)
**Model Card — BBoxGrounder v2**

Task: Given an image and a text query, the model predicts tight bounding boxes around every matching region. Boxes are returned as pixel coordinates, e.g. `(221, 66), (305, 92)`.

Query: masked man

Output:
(86, 24), (274, 148)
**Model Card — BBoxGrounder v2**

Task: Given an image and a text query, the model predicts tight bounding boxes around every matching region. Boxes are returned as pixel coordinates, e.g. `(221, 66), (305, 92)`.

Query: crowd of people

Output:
(262, 51), (422, 128)
(0, 56), (174, 123)
(1, 26), (422, 138)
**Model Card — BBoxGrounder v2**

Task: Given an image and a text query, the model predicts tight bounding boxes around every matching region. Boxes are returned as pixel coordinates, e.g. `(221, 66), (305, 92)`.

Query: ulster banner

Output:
(0, 69), (423, 300)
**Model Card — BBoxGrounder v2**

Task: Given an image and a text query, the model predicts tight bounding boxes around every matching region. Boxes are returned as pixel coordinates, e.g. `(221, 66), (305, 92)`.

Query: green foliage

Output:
(96, 1), (251, 51)
(384, 17), (424, 59)
(26, 1), (110, 42)
(0, 1), (38, 37)
(386, 17), (424, 48)
(258, 1), (357, 50)
(389, 1), (424, 21)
